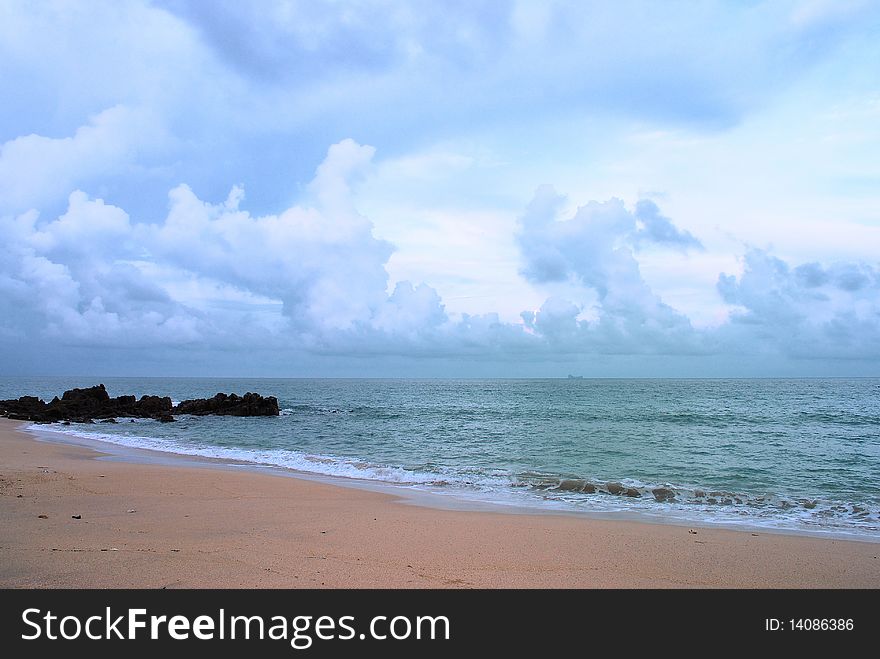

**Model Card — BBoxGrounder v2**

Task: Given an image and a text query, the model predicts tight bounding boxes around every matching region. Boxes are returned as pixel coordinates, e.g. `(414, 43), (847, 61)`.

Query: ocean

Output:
(3, 377), (879, 539)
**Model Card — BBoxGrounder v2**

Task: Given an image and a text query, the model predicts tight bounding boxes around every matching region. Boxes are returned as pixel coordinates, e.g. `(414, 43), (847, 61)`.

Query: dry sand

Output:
(1, 418), (877, 588)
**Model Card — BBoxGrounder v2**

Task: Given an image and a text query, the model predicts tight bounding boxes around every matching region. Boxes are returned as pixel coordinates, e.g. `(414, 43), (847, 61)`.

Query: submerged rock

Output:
(557, 479), (597, 494)
(605, 482), (625, 495)
(652, 487), (676, 502)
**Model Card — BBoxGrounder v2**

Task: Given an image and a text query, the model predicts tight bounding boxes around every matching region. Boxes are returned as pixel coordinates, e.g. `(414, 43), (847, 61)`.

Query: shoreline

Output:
(26, 420), (880, 543)
(2, 418), (878, 588)
(27, 417), (880, 543)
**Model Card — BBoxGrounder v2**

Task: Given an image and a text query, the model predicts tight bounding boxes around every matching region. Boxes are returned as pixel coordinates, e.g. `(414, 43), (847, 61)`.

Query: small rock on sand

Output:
(71, 514), (81, 519)
(38, 514), (48, 519)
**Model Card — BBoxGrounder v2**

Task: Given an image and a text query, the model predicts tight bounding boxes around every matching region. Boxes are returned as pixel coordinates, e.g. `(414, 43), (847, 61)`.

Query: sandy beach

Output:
(1, 418), (877, 588)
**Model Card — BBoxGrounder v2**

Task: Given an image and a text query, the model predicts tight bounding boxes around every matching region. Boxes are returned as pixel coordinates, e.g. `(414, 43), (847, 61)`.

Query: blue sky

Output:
(1, 0), (880, 376)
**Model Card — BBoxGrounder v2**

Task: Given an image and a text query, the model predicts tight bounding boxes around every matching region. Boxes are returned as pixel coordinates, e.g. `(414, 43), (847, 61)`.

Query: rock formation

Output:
(0, 384), (279, 423)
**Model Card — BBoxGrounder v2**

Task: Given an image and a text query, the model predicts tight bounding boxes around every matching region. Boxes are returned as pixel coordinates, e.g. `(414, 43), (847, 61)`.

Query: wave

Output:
(28, 421), (880, 538)
(279, 405), (402, 419)
(30, 422), (445, 485)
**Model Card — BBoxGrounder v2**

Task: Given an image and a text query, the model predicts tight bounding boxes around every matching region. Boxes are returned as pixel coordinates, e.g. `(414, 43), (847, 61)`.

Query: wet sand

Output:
(1, 418), (877, 588)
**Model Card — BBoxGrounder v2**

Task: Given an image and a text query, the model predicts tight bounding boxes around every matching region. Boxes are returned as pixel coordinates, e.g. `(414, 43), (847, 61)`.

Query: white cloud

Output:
(0, 106), (168, 214)
(717, 249), (880, 358)
(3, 128), (880, 370)
(0, 138), (445, 353)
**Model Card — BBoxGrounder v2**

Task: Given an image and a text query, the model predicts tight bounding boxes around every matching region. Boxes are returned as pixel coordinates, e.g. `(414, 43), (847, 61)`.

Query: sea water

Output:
(3, 377), (878, 539)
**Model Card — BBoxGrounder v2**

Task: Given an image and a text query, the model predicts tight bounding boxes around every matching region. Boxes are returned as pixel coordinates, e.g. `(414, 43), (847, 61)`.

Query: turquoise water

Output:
(3, 377), (879, 538)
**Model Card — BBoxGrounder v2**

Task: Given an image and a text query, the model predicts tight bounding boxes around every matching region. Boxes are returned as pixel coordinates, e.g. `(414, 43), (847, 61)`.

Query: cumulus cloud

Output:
(148, 139), (397, 335)
(0, 106), (168, 214)
(716, 248), (880, 358)
(518, 187), (702, 287)
(0, 138), (457, 356)
(2, 124), (880, 372)
(633, 200), (703, 251)
(514, 187), (880, 362)
(0, 134), (709, 362)
(515, 187), (702, 352)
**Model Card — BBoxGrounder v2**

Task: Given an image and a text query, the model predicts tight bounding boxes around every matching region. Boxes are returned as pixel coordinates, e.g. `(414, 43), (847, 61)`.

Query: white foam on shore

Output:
(28, 422), (454, 486)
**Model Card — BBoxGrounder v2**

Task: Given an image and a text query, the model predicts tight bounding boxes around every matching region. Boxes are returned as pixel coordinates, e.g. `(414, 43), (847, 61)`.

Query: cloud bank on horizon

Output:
(1, 0), (879, 376)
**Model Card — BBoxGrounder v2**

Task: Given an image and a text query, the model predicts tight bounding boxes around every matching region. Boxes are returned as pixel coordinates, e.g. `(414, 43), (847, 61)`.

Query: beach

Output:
(1, 418), (877, 588)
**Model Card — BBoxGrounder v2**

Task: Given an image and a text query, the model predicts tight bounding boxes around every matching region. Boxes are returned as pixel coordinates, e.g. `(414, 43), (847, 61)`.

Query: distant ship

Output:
(567, 375), (584, 379)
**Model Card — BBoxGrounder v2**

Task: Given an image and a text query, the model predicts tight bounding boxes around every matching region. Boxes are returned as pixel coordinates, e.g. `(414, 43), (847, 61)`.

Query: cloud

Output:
(0, 138), (450, 354)
(2, 120), (880, 372)
(717, 248), (880, 358)
(0, 106), (168, 214)
(157, 0), (511, 81)
(633, 200), (703, 251)
(155, 0), (876, 133)
(515, 187), (705, 354)
(0, 134), (708, 362)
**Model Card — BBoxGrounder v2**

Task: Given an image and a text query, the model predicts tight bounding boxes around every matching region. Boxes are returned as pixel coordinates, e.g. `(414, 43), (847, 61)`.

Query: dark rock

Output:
(62, 384), (109, 405)
(693, 489), (705, 498)
(605, 482), (625, 495)
(174, 392), (279, 417)
(37, 514), (48, 519)
(1, 384), (276, 422)
(136, 395), (173, 416)
(624, 487), (641, 497)
(71, 514), (81, 519)
(558, 479), (596, 493)
(652, 487), (676, 502)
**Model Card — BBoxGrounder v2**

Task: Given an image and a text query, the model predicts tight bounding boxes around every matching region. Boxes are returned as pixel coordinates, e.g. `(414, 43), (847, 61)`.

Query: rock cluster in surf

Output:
(0, 384), (279, 424)
(175, 392), (280, 417)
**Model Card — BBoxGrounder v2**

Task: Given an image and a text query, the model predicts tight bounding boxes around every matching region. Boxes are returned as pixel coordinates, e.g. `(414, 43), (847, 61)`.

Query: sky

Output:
(1, 0), (880, 377)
